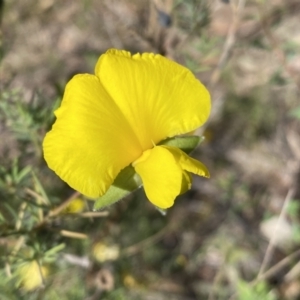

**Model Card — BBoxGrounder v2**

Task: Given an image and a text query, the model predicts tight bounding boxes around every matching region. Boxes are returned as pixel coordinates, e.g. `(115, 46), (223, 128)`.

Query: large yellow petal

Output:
(162, 145), (210, 178)
(133, 146), (182, 209)
(95, 49), (211, 151)
(43, 74), (142, 198)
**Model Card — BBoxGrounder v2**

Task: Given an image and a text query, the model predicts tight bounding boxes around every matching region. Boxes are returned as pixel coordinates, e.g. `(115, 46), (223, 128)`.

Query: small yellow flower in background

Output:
(62, 198), (85, 214)
(93, 242), (120, 262)
(17, 260), (48, 291)
(123, 273), (139, 288)
(43, 49), (210, 209)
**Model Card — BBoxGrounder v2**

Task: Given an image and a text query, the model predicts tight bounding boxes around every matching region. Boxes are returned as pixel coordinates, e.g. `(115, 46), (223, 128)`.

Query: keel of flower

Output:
(133, 146), (209, 209)
(43, 48), (211, 210)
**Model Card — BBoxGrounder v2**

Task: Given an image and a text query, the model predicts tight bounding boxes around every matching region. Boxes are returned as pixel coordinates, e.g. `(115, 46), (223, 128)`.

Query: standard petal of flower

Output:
(162, 146), (210, 178)
(95, 49), (211, 151)
(43, 74), (142, 198)
(133, 146), (182, 209)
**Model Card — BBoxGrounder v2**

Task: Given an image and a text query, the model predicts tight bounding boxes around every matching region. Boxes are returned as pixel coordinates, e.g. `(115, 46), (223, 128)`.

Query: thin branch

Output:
(252, 248), (300, 286)
(32, 191), (81, 231)
(210, 0), (246, 87)
(229, 188), (296, 300)
(72, 211), (109, 218)
(121, 225), (170, 257)
(59, 230), (88, 239)
(256, 188), (295, 280)
(259, 4), (300, 91)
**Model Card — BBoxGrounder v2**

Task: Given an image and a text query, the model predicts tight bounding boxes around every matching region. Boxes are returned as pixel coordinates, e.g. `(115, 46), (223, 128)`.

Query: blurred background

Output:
(0, 0), (300, 299)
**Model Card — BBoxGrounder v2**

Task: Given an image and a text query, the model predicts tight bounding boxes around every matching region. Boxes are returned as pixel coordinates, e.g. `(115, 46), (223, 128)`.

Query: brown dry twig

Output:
(59, 230), (88, 239)
(121, 224), (170, 257)
(30, 191), (85, 229)
(256, 188), (295, 280)
(210, 0), (246, 87)
(258, 5), (300, 91)
(228, 188), (297, 300)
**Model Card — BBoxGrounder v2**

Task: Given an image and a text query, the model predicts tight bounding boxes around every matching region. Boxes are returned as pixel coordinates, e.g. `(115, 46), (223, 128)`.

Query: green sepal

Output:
(93, 135), (204, 210)
(93, 165), (142, 210)
(159, 135), (204, 154)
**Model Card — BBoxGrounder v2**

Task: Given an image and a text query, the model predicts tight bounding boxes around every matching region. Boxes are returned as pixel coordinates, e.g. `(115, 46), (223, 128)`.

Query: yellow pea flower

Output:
(93, 242), (120, 262)
(17, 261), (48, 291)
(43, 49), (210, 209)
(61, 198), (85, 214)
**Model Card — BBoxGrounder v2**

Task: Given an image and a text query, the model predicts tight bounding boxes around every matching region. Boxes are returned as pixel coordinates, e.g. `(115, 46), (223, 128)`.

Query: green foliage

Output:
(0, 88), (67, 297)
(237, 280), (277, 300)
(0, 90), (60, 156)
(173, 0), (210, 31)
(290, 106), (300, 119)
(287, 200), (300, 243)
